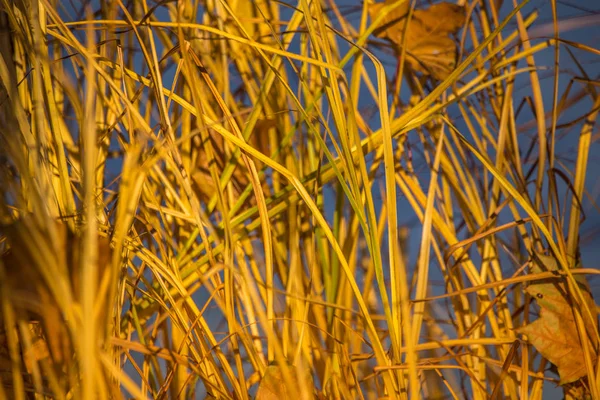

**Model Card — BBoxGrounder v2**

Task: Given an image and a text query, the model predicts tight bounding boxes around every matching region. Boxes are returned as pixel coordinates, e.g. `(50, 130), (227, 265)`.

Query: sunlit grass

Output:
(0, 0), (598, 399)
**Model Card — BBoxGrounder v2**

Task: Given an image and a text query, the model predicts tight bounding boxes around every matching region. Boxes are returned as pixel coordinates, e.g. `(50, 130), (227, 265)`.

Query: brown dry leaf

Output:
(369, 1), (466, 80)
(517, 254), (599, 385)
(23, 326), (50, 372)
(191, 130), (251, 204)
(255, 363), (314, 400)
(0, 217), (112, 364)
(192, 118), (273, 206)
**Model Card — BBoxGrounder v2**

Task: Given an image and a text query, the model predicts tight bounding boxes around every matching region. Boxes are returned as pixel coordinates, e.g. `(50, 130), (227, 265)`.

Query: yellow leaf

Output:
(369, 1), (466, 80)
(517, 254), (599, 385)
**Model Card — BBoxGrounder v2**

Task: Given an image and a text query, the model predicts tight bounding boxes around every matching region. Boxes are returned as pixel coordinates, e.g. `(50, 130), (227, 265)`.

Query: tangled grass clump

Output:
(0, 0), (599, 398)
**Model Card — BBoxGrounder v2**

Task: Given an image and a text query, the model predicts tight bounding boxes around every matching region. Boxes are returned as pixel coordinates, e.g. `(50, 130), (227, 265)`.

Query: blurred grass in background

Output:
(0, 0), (599, 398)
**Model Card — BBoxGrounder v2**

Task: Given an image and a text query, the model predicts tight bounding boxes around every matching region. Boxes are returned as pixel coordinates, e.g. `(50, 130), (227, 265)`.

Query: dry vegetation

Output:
(0, 0), (599, 399)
